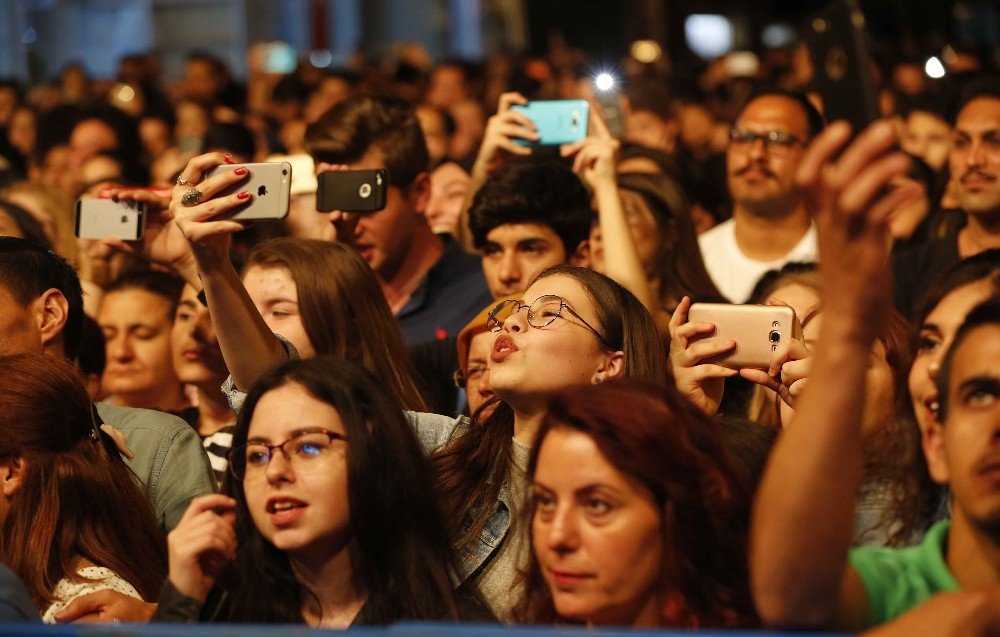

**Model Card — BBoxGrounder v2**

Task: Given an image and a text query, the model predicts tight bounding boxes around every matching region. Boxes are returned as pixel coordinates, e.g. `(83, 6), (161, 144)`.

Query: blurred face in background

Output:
(171, 284), (228, 389)
(425, 161), (468, 235)
(902, 111), (952, 173)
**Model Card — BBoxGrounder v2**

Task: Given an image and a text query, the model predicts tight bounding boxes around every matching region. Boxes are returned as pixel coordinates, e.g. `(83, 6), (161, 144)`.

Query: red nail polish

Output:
(234, 167), (247, 175)
(237, 191), (250, 200)
(224, 154), (234, 164)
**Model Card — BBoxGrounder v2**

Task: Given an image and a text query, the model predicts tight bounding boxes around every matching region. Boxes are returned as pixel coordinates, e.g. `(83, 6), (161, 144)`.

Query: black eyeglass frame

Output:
(728, 127), (806, 152)
(487, 295), (614, 351)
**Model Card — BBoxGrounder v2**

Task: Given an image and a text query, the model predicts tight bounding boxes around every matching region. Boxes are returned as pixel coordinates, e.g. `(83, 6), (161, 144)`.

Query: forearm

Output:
(197, 260), (284, 391)
(751, 317), (873, 626)
(593, 181), (661, 316)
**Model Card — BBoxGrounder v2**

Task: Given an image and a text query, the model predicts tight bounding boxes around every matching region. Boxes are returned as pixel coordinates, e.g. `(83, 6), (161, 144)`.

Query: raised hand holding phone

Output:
(167, 494), (237, 603)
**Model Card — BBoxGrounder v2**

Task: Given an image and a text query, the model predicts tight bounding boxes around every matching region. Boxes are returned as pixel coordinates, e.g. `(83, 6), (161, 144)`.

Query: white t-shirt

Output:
(41, 566), (142, 624)
(698, 219), (819, 303)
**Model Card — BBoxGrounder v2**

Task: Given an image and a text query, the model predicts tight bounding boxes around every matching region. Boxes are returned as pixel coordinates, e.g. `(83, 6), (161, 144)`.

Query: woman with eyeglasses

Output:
(169, 151), (667, 621)
(156, 357), (493, 626)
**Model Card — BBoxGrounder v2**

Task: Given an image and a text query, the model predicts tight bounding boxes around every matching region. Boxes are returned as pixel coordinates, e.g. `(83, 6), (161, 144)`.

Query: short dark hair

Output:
(914, 248), (1000, 325)
(468, 159), (591, 257)
(0, 237), (83, 358)
(305, 94), (429, 189)
(936, 295), (1000, 422)
(104, 270), (185, 318)
(203, 122), (256, 160)
(952, 76), (1000, 124)
(736, 88), (826, 139)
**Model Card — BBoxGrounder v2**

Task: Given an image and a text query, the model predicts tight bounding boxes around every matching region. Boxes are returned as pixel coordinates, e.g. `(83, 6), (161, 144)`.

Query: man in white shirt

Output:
(699, 91), (824, 302)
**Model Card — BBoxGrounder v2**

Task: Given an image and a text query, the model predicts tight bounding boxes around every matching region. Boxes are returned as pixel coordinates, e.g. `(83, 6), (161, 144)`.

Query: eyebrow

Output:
(957, 376), (1000, 396)
(246, 427), (330, 444)
(532, 480), (620, 498)
(178, 299), (199, 310)
(919, 322), (943, 334)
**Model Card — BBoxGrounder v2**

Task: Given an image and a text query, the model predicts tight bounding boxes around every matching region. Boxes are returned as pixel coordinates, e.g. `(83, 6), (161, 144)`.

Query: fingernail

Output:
(234, 167), (247, 175)
(224, 154), (234, 164)
(237, 191), (250, 200)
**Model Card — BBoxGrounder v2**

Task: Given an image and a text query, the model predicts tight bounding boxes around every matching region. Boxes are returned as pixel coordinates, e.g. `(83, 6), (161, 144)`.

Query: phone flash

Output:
(594, 73), (615, 92)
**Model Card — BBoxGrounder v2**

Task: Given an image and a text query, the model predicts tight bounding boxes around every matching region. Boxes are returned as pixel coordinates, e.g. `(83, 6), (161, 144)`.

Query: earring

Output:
(593, 377), (602, 384)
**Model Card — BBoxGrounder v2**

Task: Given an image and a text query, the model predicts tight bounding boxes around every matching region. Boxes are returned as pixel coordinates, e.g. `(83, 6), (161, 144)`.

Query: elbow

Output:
(754, 589), (836, 630)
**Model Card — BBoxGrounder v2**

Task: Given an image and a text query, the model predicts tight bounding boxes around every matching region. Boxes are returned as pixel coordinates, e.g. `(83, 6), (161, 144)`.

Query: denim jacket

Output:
(222, 335), (515, 582)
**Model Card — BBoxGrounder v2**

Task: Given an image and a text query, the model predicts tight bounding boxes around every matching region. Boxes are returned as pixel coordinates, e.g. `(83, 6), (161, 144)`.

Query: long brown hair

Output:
(432, 265), (667, 551)
(0, 353), (166, 609)
(243, 237), (425, 410)
(516, 380), (757, 627)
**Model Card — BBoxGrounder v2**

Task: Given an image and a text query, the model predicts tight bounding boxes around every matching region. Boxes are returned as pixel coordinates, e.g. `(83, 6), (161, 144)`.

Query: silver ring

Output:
(181, 188), (203, 207)
(176, 175), (191, 186)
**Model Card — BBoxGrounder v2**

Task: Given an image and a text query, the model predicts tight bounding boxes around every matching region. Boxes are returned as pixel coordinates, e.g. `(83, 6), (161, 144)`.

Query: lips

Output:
(921, 394), (941, 426)
(266, 497), (307, 526)
(181, 348), (204, 362)
(549, 569), (594, 589)
(491, 334), (518, 363)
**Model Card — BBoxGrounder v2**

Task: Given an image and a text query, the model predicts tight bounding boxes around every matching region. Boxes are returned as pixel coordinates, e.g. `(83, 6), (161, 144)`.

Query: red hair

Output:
(516, 379), (758, 628)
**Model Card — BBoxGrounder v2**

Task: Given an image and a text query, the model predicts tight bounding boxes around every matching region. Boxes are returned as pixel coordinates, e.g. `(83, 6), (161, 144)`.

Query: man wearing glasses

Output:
(697, 91), (825, 302)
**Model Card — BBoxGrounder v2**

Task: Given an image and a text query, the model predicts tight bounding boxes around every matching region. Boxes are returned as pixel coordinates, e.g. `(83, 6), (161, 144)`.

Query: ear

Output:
(593, 350), (625, 384)
(922, 423), (950, 485)
(569, 239), (590, 268)
(34, 289), (69, 352)
(1, 457), (25, 498)
(407, 172), (432, 216)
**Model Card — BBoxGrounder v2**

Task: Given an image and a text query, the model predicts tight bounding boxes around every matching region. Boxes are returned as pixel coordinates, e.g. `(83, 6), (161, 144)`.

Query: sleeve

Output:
(404, 411), (468, 456)
(152, 580), (204, 623)
(848, 547), (932, 627)
(153, 424), (217, 533)
(222, 333), (300, 414)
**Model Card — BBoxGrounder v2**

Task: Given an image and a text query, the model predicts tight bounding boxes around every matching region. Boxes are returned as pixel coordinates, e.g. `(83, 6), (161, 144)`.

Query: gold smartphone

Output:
(687, 303), (801, 370)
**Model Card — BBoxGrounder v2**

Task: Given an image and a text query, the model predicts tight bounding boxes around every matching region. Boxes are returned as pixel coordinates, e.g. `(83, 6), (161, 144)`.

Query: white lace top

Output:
(41, 566), (142, 624)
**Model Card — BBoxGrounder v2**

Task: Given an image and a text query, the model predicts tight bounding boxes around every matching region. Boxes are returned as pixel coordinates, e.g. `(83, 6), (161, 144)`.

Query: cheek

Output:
(587, 519), (663, 592)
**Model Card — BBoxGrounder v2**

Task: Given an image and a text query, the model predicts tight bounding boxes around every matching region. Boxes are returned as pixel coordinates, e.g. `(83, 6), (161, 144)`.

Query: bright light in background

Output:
(685, 14), (733, 60)
(925, 56), (946, 79)
(762, 23), (796, 49)
(309, 50), (333, 68)
(594, 72), (615, 91)
(630, 40), (662, 64)
(116, 84), (135, 102)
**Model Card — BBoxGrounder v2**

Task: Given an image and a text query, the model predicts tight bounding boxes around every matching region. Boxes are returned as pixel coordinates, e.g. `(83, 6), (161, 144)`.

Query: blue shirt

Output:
(397, 237), (492, 347)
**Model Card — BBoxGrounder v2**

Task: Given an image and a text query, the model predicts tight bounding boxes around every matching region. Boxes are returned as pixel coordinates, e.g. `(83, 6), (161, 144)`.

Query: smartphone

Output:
(511, 100), (589, 146)
(316, 169), (388, 213)
(806, 0), (879, 132)
(204, 162), (292, 220)
(75, 199), (146, 240)
(687, 303), (800, 370)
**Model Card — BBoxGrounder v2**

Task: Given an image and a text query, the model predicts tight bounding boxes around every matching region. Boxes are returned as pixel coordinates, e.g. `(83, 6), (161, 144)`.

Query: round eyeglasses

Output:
(729, 128), (805, 156)
(228, 429), (347, 482)
(487, 295), (613, 350)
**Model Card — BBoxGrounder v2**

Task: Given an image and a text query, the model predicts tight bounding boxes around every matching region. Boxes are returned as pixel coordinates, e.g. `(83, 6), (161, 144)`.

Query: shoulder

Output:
(0, 564), (38, 622)
(404, 411), (470, 455)
(42, 568), (141, 624)
(848, 520), (957, 625)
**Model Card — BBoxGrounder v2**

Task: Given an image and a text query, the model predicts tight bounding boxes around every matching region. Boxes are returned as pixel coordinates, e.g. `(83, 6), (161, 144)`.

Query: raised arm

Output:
(169, 153), (287, 391)
(750, 121), (914, 630)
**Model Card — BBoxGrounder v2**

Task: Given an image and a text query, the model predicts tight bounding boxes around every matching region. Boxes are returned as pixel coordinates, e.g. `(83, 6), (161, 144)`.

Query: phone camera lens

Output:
(282, 169), (288, 175)
(769, 330), (782, 343)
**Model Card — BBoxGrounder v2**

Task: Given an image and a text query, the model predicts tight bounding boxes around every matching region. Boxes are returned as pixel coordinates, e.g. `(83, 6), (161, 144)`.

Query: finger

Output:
(837, 152), (911, 217)
(496, 140), (533, 157)
(100, 238), (136, 255)
(560, 139), (587, 157)
(498, 92), (529, 112)
(740, 368), (783, 392)
(688, 364), (739, 381)
(315, 163), (351, 176)
(589, 105), (612, 140)
(498, 110), (537, 131)
(672, 321), (716, 340)
(828, 120), (898, 189)
(175, 152), (231, 187)
(177, 494), (237, 524)
(54, 596), (104, 622)
(176, 191), (253, 223)
(869, 178), (924, 226)
(183, 221), (251, 241)
(189, 166), (253, 202)
(497, 122), (539, 141)
(668, 296), (691, 331)
(679, 339), (736, 367)
(795, 121), (852, 190)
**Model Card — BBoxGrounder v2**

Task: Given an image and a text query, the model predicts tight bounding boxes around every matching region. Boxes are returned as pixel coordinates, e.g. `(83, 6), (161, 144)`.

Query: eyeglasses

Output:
(729, 128), (805, 155)
(453, 364), (488, 389)
(487, 295), (613, 350)
(229, 429), (347, 482)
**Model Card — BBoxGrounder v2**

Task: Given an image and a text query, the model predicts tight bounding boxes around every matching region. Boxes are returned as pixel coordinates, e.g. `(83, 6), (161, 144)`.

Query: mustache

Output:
(736, 163), (776, 178)
(962, 168), (996, 183)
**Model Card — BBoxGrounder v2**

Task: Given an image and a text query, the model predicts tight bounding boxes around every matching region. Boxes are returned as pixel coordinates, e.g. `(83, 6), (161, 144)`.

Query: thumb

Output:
(54, 597), (102, 623)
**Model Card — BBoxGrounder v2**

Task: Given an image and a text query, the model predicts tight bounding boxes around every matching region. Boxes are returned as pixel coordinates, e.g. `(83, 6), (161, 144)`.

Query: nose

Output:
(264, 447), (295, 485)
(326, 211), (362, 240)
(497, 252), (522, 287)
(545, 505), (579, 554)
(927, 348), (944, 382)
(502, 303), (529, 334)
(108, 333), (133, 361)
(966, 138), (987, 168)
(747, 136), (769, 161)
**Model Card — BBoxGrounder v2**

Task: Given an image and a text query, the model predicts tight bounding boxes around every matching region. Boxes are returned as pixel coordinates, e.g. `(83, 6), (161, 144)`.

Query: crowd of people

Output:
(0, 30), (997, 634)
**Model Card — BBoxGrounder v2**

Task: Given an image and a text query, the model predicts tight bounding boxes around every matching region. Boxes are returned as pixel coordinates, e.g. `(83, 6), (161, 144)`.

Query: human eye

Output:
(521, 241), (546, 255)
(176, 310), (195, 322)
(480, 244), (501, 257)
(984, 133), (1000, 151)
(962, 381), (999, 408)
(584, 497), (612, 516)
(134, 327), (157, 340)
(245, 446), (270, 466)
(468, 365), (487, 381)
(533, 490), (557, 515)
(769, 131), (796, 147)
(294, 435), (329, 458)
(916, 331), (941, 353)
(953, 135), (970, 150)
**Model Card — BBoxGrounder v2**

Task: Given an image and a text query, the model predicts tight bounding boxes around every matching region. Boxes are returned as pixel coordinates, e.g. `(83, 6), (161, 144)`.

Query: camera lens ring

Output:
(769, 330), (782, 343)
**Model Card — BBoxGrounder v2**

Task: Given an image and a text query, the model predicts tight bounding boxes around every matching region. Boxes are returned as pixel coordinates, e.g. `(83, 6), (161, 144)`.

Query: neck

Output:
(111, 382), (187, 413)
(379, 226), (444, 314)
(291, 541), (368, 628)
(946, 507), (1000, 589)
(194, 384), (234, 437)
(512, 405), (547, 446)
(732, 202), (811, 262)
(958, 212), (1000, 258)
(587, 592), (663, 628)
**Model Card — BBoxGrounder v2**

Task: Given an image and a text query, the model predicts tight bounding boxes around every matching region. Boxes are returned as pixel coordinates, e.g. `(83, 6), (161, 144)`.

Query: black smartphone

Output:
(316, 169), (388, 213)
(806, 0), (879, 133)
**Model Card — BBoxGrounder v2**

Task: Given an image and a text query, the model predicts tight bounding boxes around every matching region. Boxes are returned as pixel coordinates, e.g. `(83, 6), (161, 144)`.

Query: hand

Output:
(101, 187), (199, 286)
(169, 153), (254, 269)
(470, 92), (538, 182)
(561, 106), (619, 190)
(796, 121), (914, 337)
(167, 494), (237, 603)
(741, 337), (814, 424)
(668, 296), (738, 415)
(861, 588), (1000, 637)
(53, 589), (157, 624)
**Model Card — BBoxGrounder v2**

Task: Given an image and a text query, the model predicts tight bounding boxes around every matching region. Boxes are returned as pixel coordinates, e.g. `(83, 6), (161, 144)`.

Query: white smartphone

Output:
(203, 161), (292, 220)
(75, 199), (146, 240)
